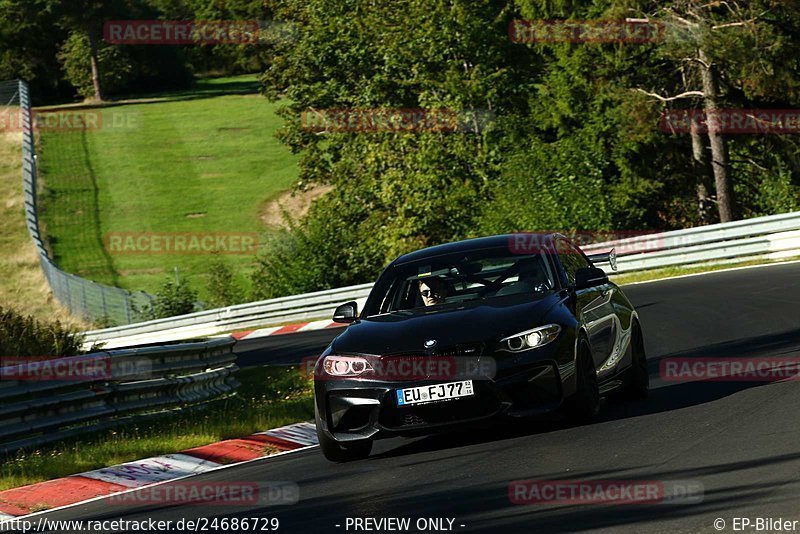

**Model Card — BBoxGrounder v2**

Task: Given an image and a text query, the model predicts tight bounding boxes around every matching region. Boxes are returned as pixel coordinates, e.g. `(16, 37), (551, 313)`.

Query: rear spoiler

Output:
(586, 248), (618, 271)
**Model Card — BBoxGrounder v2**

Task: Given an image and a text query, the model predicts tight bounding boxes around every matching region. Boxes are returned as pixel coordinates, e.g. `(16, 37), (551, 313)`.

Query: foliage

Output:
(0, 306), (83, 357)
(249, 0), (800, 297)
(149, 274), (198, 319)
(479, 134), (612, 234)
(0, 0), (70, 100)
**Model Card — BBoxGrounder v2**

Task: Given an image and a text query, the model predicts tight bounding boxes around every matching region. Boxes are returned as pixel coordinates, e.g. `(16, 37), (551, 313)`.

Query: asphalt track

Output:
(31, 262), (800, 533)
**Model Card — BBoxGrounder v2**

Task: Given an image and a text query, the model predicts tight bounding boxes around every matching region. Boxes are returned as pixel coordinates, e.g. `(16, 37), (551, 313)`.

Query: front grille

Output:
(382, 343), (484, 359)
(432, 343), (483, 358)
(375, 343), (486, 381)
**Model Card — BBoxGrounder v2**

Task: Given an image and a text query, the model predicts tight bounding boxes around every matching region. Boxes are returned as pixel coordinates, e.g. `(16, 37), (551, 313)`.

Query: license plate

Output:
(396, 380), (474, 406)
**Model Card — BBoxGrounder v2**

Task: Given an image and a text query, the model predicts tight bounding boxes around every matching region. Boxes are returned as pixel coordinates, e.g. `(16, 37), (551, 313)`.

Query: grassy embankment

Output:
(37, 74), (299, 302)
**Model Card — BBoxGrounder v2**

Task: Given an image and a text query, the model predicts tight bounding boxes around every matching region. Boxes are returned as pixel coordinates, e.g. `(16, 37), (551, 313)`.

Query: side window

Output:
(557, 239), (590, 285)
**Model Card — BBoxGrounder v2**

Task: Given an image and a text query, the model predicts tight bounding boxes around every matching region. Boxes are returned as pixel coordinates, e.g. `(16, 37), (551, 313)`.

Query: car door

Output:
(557, 238), (617, 369)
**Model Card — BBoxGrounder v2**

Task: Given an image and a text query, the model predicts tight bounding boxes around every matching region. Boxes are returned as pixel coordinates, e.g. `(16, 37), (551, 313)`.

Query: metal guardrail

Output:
(581, 211), (800, 273)
(83, 283), (374, 347)
(0, 337), (238, 454)
(6, 79), (157, 325)
(81, 209), (800, 348)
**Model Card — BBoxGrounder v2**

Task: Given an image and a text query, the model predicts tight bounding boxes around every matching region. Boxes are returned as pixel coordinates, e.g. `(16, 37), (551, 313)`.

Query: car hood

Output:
(332, 293), (561, 355)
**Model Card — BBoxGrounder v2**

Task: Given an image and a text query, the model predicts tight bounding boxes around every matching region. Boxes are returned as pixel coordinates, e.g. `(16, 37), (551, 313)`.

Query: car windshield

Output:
(365, 249), (556, 316)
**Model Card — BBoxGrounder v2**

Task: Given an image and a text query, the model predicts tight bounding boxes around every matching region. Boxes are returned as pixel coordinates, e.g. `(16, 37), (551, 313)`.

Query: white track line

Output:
(299, 319), (337, 332)
(620, 258), (800, 287)
(258, 422), (319, 447)
(79, 453), (223, 488)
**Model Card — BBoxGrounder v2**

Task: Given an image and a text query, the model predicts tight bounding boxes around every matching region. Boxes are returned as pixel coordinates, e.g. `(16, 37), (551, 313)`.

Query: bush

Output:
(206, 259), (244, 308)
(732, 150), (800, 218)
(478, 134), (612, 234)
(0, 306), (83, 357)
(149, 275), (198, 319)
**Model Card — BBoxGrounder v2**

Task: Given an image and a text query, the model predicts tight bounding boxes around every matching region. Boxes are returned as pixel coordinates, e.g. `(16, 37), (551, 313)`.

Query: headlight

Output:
(501, 324), (561, 352)
(322, 355), (373, 377)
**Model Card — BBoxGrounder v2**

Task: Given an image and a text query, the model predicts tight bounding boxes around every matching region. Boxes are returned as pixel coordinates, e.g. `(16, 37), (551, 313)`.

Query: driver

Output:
(419, 277), (448, 306)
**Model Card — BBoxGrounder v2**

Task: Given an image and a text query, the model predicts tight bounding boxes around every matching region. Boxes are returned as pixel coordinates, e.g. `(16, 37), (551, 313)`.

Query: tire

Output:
(567, 338), (601, 423)
(621, 321), (649, 399)
(315, 408), (373, 462)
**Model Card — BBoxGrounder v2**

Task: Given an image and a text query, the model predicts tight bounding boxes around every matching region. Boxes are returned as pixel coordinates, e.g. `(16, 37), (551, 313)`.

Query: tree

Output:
(0, 0), (70, 100)
(253, 0), (800, 295)
(58, 31), (134, 100)
(53, 0), (148, 101)
(634, 0), (800, 222)
(259, 0), (523, 277)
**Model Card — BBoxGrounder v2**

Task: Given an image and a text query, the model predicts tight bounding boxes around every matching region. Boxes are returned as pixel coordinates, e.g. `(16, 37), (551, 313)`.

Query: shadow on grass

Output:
(38, 78), (264, 112)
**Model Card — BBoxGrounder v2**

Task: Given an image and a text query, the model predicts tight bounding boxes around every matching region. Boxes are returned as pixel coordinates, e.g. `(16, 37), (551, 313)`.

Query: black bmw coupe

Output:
(313, 233), (648, 462)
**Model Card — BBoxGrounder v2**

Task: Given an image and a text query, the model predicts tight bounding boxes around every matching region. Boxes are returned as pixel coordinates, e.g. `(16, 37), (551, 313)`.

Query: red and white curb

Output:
(84, 319), (347, 350)
(230, 319), (344, 341)
(0, 422), (317, 521)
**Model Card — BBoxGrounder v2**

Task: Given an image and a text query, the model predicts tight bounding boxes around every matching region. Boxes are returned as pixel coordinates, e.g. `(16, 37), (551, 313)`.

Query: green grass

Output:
(36, 74), (298, 302)
(0, 365), (313, 491)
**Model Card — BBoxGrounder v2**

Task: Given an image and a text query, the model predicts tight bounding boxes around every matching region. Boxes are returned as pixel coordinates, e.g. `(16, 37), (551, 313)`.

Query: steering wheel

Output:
(477, 262), (523, 297)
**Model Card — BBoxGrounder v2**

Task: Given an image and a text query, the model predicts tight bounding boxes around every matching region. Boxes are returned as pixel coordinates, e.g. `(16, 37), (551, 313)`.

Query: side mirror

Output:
(332, 301), (358, 324)
(574, 267), (609, 290)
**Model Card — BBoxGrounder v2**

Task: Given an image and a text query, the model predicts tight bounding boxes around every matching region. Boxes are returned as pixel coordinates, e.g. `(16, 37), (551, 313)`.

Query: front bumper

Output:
(314, 343), (573, 443)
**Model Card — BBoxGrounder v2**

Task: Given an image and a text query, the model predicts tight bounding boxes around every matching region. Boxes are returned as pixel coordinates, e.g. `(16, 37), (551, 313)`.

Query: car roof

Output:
(394, 233), (561, 265)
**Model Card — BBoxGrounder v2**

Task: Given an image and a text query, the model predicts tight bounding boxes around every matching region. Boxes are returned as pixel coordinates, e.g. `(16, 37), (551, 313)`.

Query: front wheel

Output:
(567, 339), (601, 423)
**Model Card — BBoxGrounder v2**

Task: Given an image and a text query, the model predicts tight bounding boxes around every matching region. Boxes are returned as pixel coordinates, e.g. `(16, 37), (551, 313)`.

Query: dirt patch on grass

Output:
(260, 184), (333, 228)
(117, 267), (167, 276)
